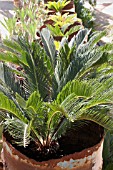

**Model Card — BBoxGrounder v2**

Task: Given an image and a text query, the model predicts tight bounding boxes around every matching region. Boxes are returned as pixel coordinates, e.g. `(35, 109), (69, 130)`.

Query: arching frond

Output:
(56, 80), (92, 104)
(76, 106), (113, 130)
(40, 28), (57, 69)
(0, 36), (54, 100)
(0, 92), (28, 124)
(5, 118), (31, 147)
(3, 64), (28, 99)
(75, 28), (90, 47)
(3, 39), (23, 54)
(55, 30), (112, 92)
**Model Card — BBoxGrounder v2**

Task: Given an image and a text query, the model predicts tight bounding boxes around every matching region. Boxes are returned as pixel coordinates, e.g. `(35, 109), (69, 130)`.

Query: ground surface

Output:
(94, 0), (113, 42)
(0, 0), (14, 40)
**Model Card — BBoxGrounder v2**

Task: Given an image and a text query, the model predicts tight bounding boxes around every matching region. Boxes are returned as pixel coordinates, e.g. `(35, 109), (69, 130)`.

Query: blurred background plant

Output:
(45, 0), (71, 12)
(44, 0), (83, 44)
(103, 131), (113, 170)
(0, 0), (48, 41)
(86, 0), (96, 6)
(88, 0), (96, 6)
(46, 12), (82, 39)
(74, 0), (95, 29)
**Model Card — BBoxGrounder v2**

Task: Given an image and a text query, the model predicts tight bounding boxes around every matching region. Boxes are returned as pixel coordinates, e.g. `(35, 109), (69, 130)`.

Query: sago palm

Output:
(0, 28), (113, 160)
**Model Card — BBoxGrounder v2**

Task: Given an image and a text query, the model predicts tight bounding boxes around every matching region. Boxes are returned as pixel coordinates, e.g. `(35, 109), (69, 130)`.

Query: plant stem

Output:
(51, 116), (66, 139)
(31, 126), (43, 148)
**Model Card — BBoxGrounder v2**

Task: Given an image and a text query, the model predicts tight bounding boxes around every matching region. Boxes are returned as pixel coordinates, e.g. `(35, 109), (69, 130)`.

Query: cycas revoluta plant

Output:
(0, 28), (113, 161)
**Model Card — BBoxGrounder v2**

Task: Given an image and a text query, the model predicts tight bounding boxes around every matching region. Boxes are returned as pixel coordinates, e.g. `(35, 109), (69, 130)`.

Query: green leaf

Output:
(56, 80), (92, 104)
(41, 28), (57, 68)
(46, 0), (70, 12)
(0, 92), (28, 124)
(65, 25), (81, 36)
(5, 118), (31, 147)
(105, 164), (113, 170)
(75, 28), (90, 47)
(3, 39), (23, 54)
(0, 52), (20, 65)
(16, 93), (26, 109)
(26, 91), (42, 113)
(47, 25), (64, 36)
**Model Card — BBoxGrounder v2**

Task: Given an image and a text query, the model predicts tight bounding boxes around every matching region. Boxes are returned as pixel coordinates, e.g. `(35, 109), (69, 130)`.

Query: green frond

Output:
(0, 92), (28, 124)
(0, 91), (45, 146)
(56, 30), (112, 91)
(56, 80), (92, 104)
(88, 30), (106, 47)
(52, 77), (113, 131)
(29, 41), (53, 99)
(0, 52), (20, 65)
(77, 107), (113, 130)
(46, 103), (68, 141)
(63, 79), (113, 129)
(40, 28), (57, 69)
(0, 40), (29, 67)
(17, 35), (31, 53)
(16, 93), (26, 109)
(26, 91), (42, 114)
(3, 39), (23, 54)
(3, 64), (27, 99)
(0, 36), (54, 100)
(76, 47), (104, 78)
(47, 80), (93, 140)
(0, 18), (16, 36)
(24, 92), (48, 140)
(5, 118), (31, 147)
(75, 28), (90, 47)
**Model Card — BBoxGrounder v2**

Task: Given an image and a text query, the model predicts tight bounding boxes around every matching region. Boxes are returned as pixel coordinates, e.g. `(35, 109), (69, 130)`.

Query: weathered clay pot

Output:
(1, 126), (104, 170)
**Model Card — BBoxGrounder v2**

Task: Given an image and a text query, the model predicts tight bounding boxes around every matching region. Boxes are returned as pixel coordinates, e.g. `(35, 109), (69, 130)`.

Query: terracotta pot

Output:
(1, 129), (104, 170)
